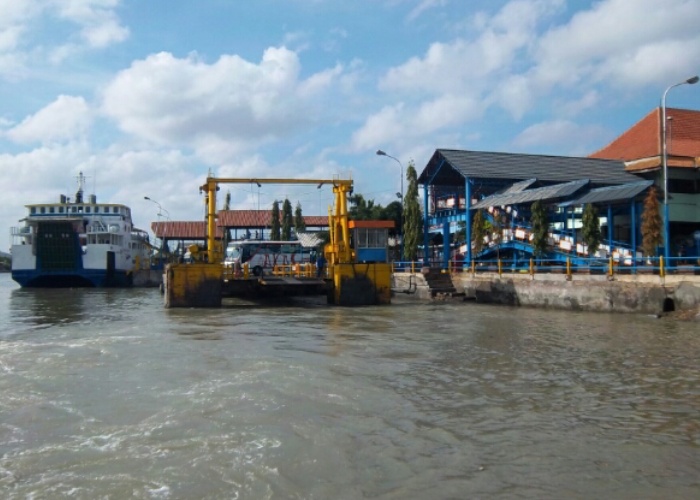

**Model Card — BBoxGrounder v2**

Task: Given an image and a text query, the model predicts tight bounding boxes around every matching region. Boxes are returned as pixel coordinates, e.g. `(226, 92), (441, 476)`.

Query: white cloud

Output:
(381, 0), (563, 96)
(559, 90), (600, 117)
(6, 95), (92, 144)
(49, 0), (129, 47)
(355, 0), (700, 156)
(512, 119), (608, 155)
(407, 0), (448, 22)
(354, 0), (565, 151)
(100, 47), (344, 163)
(0, 0), (128, 78)
(80, 17), (129, 48)
(533, 0), (700, 88)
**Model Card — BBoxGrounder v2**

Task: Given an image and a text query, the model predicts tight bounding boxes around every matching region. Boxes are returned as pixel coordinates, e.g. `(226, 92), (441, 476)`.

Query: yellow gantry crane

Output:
(163, 175), (392, 307)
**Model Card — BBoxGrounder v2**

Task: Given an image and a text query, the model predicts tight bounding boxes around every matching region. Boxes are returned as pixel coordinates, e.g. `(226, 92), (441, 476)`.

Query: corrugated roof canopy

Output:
(419, 149), (639, 187)
(562, 180), (654, 206)
(472, 179), (589, 209)
(502, 178), (537, 193)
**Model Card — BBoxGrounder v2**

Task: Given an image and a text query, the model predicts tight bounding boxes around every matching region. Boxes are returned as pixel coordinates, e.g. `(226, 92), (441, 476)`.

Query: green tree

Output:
(641, 187), (663, 257)
(472, 209), (487, 255)
(223, 190), (231, 211)
(530, 200), (548, 257)
(382, 200), (402, 237)
(281, 198), (293, 240)
(581, 203), (601, 256)
(270, 200), (281, 241)
(349, 194), (383, 220)
(294, 202), (306, 234)
(402, 161), (422, 262)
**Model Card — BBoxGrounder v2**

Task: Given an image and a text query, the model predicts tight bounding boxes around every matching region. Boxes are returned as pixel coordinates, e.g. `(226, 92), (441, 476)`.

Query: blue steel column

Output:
(442, 222), (450, 269)
(630, 200), (637, 271)
(465, 177), (472, 263)
(423, 184), (430, 266)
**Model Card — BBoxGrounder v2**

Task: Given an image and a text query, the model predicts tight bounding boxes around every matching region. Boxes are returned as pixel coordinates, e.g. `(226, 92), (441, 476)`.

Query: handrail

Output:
(391, 255), (700, 276)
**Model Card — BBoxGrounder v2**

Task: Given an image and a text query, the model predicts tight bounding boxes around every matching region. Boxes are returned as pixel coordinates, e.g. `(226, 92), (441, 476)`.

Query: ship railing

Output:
(87, 219), (109, 234)
(10, 226), (33, 245)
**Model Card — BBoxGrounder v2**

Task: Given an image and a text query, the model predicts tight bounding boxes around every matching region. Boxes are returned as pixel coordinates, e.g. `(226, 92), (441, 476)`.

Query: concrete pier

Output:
(392, 271), (700, 318)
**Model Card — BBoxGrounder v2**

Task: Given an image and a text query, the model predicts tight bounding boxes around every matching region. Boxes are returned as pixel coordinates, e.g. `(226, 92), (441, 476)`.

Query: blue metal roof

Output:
(561, 180), (654, 206)
(419, 149), (641, 187)
(472, 179), (590, 209)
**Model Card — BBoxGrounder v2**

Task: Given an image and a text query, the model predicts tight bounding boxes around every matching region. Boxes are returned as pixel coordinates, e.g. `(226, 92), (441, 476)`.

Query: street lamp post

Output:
(144, 196), (171, 221)
(661, 75), (698, 268)
(144, 196), (171, 255)
(376, 149), (404, 262)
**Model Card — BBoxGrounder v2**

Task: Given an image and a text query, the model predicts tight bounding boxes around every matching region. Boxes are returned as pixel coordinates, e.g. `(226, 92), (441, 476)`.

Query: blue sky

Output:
(1, 0), (699, 251)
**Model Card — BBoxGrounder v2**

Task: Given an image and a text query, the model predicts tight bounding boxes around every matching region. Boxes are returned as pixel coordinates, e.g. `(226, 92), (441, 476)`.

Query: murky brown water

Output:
(1, 274), (698, 499)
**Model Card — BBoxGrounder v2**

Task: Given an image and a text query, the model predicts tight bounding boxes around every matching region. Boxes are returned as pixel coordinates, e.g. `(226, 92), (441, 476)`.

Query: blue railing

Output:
(394, 255), (700, 277)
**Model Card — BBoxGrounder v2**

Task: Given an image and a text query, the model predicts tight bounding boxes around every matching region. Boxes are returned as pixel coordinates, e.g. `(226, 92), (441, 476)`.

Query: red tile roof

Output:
(151, 211), (329, 239)
(349, 220), (395, 229)
(218, 210), (328, 228)
(590, 107), (700, 170)
(151, 221), (223, 240)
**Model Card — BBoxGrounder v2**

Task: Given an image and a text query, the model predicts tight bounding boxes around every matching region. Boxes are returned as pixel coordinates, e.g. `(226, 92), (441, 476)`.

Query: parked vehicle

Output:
(224, 240), (310, 276)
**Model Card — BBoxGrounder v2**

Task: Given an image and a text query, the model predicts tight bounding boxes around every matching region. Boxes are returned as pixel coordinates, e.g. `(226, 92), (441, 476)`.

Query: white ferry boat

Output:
(10, 172), (151, 287)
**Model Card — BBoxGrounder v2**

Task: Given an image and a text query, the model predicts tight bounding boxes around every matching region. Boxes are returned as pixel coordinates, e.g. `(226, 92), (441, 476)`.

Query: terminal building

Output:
(418, 107), (700, 268)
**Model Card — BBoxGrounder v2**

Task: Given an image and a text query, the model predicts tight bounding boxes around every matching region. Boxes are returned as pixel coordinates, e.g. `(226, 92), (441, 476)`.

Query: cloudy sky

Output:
(1, 0), (699, 251)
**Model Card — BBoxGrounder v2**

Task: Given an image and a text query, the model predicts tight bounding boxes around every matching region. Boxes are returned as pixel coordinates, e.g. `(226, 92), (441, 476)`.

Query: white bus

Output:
(224, 240), (311, 276)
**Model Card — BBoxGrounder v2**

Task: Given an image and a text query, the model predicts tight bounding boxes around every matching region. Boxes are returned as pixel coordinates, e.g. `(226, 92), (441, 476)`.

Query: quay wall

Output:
(392, 272), (700, 317)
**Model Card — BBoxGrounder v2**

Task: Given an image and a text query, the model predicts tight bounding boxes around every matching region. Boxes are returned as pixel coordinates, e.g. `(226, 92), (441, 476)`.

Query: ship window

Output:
(113, 207), (119, 214)
(50, 207), (55, 214)
(86, 206), (91, 213)
(40, 207), (46, 214)
(72, 207), (77, 213)
(59, 207), (64, 213)
(31, 207), (36, 214)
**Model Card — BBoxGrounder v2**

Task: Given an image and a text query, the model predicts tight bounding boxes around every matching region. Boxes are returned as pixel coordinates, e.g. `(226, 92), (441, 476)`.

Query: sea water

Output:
(0, 273), (698, 499)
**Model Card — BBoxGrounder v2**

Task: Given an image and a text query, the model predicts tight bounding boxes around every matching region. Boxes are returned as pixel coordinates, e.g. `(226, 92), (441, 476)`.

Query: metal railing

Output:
(392, 255), (700, 278)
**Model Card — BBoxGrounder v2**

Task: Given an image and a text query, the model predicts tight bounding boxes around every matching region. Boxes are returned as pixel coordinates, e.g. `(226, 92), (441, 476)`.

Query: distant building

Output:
(590, 107), (700, 250)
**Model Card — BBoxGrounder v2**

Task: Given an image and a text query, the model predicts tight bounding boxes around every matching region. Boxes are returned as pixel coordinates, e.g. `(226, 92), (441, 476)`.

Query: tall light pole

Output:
(376, 149), (404, 261)
(144, 196), (171, 253)
(144, 196), (171, 221)
(661, 75), (698, 267)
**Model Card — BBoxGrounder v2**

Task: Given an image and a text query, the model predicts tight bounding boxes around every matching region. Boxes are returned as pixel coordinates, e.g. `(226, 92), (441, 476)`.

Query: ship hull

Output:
(11, 268), (133, 288)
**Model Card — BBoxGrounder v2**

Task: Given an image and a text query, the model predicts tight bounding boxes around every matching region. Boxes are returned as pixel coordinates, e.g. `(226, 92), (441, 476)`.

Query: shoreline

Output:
(393, 272), (700, 320)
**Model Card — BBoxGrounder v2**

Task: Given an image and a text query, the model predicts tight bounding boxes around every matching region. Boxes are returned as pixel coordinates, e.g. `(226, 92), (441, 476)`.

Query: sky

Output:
(1, 0), (700, 251)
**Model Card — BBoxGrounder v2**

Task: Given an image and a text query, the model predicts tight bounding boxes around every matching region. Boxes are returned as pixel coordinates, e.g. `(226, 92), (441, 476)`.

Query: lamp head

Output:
(687, 75), (699, 84)
(376, 150), (387, 156)
(144, 196), (150, 200)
